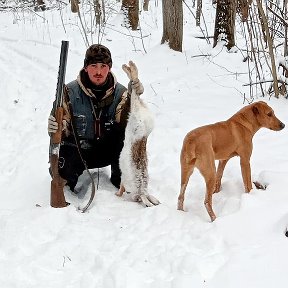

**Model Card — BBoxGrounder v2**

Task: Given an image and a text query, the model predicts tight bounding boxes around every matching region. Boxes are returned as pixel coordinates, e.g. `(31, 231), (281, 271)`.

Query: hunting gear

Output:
(48, 43), (144, 209)
(49, 40), (69, 208)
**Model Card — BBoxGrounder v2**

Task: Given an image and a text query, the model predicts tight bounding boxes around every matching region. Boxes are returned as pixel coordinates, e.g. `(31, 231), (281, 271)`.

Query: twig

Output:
(105, 25), (150, 39)
(138, 18), (147, 54)
(243, 78), (288, 86)
(26, 7), (46, 21)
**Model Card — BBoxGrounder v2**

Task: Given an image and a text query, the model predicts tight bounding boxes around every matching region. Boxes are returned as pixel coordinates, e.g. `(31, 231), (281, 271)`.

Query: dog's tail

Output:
(180, 136), (197, 186)
(180, 149), (196, 168)
(181, 134), (197, 165)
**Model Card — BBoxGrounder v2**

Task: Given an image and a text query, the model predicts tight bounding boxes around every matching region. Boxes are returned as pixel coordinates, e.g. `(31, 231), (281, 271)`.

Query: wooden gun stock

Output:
(50, 106), (68, 208)
(50, 154), (68, 208)
(52, 107), (64, 144)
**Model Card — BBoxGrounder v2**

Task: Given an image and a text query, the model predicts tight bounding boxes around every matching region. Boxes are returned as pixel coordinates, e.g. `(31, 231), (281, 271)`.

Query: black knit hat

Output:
(84, 44), (112, 68)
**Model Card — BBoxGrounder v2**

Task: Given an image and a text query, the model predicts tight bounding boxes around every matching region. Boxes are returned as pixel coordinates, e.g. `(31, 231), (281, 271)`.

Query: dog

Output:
(177, 101), (285, 221)
(115, 61), (160, 207)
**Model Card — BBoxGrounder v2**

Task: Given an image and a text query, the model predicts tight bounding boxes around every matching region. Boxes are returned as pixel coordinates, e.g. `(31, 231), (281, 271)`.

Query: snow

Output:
(1, 1), (288, 287)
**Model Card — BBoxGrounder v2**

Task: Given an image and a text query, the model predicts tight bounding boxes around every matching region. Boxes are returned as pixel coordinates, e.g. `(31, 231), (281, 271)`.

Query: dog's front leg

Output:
(240, 157), (253, 192)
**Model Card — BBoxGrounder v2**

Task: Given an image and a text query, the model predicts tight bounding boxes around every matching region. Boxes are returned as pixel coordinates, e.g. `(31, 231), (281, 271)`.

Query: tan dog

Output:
(177, 101), (285, 222)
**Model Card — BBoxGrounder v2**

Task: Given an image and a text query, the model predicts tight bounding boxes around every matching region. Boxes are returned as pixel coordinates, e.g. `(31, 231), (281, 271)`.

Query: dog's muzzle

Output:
(279, 122), (285, 130)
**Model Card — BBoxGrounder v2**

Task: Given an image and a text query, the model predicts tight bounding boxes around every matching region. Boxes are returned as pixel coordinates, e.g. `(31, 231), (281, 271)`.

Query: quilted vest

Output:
(67, 80), (126, 140)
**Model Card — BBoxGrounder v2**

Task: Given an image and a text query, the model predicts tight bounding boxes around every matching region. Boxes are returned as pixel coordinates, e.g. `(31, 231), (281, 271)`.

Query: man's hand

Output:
(128, 79), (144, 95)
(48, 115), (58, 133)
(48, 115), (68, 134)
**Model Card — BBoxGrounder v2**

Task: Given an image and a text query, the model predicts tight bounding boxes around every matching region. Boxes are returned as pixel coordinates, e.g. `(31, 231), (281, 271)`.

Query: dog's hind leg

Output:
(177, 158), (195, 211)
(198, 160), (217, 222)
(214, 159), (229, 193)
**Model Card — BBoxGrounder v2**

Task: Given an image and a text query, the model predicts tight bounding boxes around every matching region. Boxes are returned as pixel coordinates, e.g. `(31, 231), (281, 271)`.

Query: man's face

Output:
(85, 63), (110, 85)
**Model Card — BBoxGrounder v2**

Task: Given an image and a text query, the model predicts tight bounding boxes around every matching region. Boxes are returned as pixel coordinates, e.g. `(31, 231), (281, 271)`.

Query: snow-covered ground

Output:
(1, 1), (288, 287)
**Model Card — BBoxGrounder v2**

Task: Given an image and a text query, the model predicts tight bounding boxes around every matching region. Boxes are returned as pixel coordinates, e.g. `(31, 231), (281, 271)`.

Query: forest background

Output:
(0, 0), (288, 287)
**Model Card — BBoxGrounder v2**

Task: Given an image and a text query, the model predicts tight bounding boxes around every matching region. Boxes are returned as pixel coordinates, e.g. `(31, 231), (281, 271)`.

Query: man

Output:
(48, 44), (143, 191)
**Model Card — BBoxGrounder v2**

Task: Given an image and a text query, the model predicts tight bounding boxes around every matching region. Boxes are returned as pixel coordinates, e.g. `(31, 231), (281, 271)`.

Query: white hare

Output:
(115, 61), (160, 207)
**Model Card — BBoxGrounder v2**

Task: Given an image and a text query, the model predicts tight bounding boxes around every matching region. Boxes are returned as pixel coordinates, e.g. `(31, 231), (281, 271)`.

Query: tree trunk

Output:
(256, 0), (279, 98)
(257, 3), (267, 45)
(213, 0), (236, 50)
(161, 0), (183, 52)
(122, 0), (139, 30)
(143, 0), (149, 11)
(35, 0), (46, 11)
(196, 0), (202, 26)
(94, 0), (102, 25)
(284, 0), (288, 57)
(237, 0), (252, 22)
(71, 0), (79, 13)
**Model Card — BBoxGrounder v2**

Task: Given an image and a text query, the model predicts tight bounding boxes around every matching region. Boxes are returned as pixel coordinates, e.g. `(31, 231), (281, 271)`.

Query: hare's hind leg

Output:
(140, 165), (160, 206)
(134, 138), (160, 206)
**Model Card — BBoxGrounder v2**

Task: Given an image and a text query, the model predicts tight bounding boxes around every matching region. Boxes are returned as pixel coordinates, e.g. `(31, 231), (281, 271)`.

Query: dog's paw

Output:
(214, 183), (221, 193)
(177, 200), (185, 211)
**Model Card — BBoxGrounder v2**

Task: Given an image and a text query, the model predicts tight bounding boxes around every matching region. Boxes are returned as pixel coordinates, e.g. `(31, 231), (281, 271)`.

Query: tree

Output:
(143, 0), (150, 11)
(35, 0), (46, 11)
(237, 0), (252, 22)
(213, 0), (236, 50)
(285, 0), (288, 57)
(94, 0), (102, 25)
(122, 0), (139, 30)
(196, 0), (202, 26)
(70, 0), (79, 13)
(161, 0), (183, 52)
(256, 0), (279, 97)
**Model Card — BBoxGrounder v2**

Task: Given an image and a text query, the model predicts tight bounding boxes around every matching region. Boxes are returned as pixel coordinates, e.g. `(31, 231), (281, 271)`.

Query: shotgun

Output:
(50, 40), (69, 208)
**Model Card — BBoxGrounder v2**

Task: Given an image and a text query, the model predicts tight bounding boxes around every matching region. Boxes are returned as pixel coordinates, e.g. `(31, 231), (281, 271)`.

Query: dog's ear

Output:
(252, 105), (260, 115)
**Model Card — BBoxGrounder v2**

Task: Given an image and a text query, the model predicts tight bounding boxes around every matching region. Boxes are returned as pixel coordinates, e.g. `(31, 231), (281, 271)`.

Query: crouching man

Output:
(48, 44), (143, 192)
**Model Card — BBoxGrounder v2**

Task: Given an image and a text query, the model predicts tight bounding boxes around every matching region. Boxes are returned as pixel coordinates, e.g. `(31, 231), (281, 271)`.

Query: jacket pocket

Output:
(74, 114), (87, 137)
